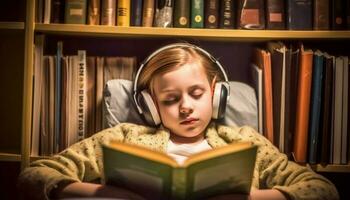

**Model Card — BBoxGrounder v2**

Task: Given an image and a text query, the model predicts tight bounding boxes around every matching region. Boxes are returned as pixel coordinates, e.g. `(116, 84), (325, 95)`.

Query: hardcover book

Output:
(219, 0), (235, 29)
(313, 0), (330, 30)
(204, 0), (219, 28)
(142, 0), (155, 27)
(191, 0), (204, 28)
(88, 0), (101, 25)
(103, 141), (257, 200)
(266, 0), (285, 29)
(174, 0), (190, 27)
(331, 0), (346, 30)
(286, 0), (312, 30)
(117, 0), (130, 26)
(237, 0), (265, 29)
(64, 0), (87, 24)
(101, 0), (117, 25)
(131, 0), (143, 26)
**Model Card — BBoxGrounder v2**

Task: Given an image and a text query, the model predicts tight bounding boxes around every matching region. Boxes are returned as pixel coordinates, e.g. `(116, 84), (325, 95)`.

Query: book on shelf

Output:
(87, 0), (101, 25)
(313, 0), (330, 30)
(219, 0), (235, 29)
(43, 0), (52, 24)
(347, 0), (350, 29)
(253, 48), (274, 144)
(64, 0), (87, 24)
(117, 0), (131, 27)
(131, 0), (143, 26)
(173, 0), (190, 28)
(95, 57), (105, 132)
(142, 0), (155, 27)
(103, 140), (257, 200)
(308, 50), (325, 164)
(320, 53), (334, 165)
(54, 41), (63, 153)
(86, 57), (97, 137)
(237, 0), (265, 30)
(204, 0), (219, 29)
(293, 45), (313, 163)
(331, 0), (346, 30)
(154, 0), (173, 27)
(191, 0), (204, 28)
(251, 63), (263, 134)
(51, 0), (65, 23)
(341, 56), (348, 165)
(266, 0), (285, 30)
(101, 0), (117, 25)
(286, 0), (312, 30)
(267, 42), (286, 151)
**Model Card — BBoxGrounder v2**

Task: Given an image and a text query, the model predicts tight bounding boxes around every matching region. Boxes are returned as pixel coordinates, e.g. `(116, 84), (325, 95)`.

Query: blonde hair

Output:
(137, 44), (225, 95)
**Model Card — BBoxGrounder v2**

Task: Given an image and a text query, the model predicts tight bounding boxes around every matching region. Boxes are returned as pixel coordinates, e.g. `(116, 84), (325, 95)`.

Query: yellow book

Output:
(103, 140), (257, 200)
(117, 0), (130, 26)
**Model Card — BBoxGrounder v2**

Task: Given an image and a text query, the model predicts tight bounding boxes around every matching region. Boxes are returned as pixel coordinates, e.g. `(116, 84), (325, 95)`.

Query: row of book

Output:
(252, 43), (349, 165)
(31, 35), (137, 156)
(38, 0), (350, 30)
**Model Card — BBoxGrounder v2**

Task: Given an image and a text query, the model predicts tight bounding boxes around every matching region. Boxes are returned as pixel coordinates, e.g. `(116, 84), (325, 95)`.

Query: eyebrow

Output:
(159, 84), (206, 94)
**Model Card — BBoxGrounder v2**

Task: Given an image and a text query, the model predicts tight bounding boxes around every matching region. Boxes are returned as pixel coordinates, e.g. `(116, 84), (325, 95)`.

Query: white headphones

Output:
(133, 43), (230, 126)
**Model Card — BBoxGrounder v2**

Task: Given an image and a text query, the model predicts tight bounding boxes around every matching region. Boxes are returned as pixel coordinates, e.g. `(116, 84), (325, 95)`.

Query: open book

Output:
(102, 141), (257, 200)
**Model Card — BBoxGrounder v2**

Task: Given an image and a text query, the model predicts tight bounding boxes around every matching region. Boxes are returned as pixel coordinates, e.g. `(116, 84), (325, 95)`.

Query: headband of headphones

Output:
(132, 43), (229, 115)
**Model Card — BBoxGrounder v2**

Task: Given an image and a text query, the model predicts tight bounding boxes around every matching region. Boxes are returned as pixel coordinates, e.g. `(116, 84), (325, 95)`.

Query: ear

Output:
(211, 75), (217, 96)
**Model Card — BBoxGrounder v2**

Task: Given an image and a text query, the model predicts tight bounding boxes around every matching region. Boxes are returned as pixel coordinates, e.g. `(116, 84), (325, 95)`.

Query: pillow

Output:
(103, 79), (258, 130)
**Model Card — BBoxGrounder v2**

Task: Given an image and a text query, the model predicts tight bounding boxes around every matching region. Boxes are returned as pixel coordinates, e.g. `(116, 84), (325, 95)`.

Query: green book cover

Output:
(103, 141), (257, 200)
(65, 0), (87, 24)
(191, 0), (204, 28)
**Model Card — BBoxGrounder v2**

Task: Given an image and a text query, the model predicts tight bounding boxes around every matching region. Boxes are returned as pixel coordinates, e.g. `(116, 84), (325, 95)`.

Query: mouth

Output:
(180, 118), (199, 125)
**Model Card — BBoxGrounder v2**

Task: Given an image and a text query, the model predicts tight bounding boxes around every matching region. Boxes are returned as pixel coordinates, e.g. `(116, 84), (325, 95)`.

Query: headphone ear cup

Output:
(137, 90), (161, 126)
(212, 83), (229, 119)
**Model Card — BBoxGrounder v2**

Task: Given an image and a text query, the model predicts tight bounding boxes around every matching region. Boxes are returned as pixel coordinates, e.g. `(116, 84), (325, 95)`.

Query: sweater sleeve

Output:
(17, 124), (127, 200)
(243, 126), (339, 200)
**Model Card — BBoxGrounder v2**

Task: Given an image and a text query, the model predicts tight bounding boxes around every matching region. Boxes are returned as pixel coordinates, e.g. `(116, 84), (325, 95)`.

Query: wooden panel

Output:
(0, 30), (24, 154)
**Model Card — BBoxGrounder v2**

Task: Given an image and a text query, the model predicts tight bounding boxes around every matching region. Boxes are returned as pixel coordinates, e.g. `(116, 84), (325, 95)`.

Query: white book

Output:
(77, 50), (87, 141)
(251, 63), (263, 134)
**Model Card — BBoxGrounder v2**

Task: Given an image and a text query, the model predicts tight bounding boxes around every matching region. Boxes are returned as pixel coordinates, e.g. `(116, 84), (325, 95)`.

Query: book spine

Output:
(101, 0), (117, 25)
(347, 0), (350, 29)
(64, 0), (87, 24)
(43, 0), (51, 24)
(287, 0), (312, 30)
(154, 0), (173, 27)
(313, 0), (330, 30)
(88, 0), (101, 25)
(341, 56), (348, 164)
(308, 52), (324, 164)
(331, 0), (346, 30)
(142, 0), (155, 27)
(51, 0), (64, 23)
(54, 41), (63, 153)
(204, 0), (219, 28)
(237, 0), (265, 30)
(293, 47), (313, 163)
(191, 0), (204, 28)
(266, 0), (285, 30)
(171, 168), (187, 200)
(131, 0), (143, 26)
(77, 50), (87, 141)
(174, 0), (190, 27)
(117, 0), (130, 26)
(219, 0), (234, 29)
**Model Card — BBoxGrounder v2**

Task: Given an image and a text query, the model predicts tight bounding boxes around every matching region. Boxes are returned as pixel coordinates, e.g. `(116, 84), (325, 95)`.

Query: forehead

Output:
(153, 62), (210, 90)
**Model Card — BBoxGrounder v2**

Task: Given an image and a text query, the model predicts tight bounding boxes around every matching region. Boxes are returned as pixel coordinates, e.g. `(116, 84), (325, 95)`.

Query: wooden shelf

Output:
(308, 164), (350, 173)
(35, 23), (350, 41)
(0, 153), (21, 162)
(0, 22), (25, 30)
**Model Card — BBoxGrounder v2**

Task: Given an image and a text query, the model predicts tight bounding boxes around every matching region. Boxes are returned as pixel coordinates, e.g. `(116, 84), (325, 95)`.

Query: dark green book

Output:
(103, 140), (257, 200)
(64, 0), (87, 24)
(174, 0), (190, 27)
(191, 0), (204, 28)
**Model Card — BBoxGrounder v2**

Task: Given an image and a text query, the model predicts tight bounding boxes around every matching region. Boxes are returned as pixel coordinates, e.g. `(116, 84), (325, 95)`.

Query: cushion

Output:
(103, 79), (258, 130)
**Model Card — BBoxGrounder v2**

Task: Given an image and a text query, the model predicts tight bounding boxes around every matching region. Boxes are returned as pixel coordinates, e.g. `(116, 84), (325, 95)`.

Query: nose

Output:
(179, 96), (193, 115)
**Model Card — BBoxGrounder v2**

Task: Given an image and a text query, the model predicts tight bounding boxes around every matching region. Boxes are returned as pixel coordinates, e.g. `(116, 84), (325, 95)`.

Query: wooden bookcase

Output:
(0, 0), (350, 185)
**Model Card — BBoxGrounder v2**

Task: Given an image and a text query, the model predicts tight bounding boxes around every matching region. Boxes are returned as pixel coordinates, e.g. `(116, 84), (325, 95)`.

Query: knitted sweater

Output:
(18, 123), (339, 200)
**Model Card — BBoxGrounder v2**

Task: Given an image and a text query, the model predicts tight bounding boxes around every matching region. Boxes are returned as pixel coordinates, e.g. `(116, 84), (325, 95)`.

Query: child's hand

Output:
(51, 182), (145, 200)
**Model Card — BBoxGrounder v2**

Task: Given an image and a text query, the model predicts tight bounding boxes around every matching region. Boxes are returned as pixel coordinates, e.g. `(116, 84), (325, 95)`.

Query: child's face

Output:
(153, 62), (213, 141)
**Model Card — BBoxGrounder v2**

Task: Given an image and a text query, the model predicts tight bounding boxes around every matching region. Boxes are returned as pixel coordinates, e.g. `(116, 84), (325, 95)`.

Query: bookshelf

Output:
(0, 0), (349, 178)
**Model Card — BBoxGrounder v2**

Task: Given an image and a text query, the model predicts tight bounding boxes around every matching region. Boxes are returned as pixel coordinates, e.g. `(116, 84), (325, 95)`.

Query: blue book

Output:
(131, 0), (143, 26)
(287, 0), (312, 30)
(308, 50), (325, 164)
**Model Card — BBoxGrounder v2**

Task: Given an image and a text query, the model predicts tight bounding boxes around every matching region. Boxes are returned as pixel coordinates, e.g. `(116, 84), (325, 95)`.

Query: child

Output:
(18, 43), (338, 200)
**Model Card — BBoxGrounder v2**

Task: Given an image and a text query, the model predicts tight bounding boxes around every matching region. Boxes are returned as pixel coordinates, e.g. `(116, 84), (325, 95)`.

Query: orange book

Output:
(293, 46), (313, 163)
(253, 49), (274, 144)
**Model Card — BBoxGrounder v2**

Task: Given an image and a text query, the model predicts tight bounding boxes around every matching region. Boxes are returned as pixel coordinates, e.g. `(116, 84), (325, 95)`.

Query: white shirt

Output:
(167, 139), (212, 165)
